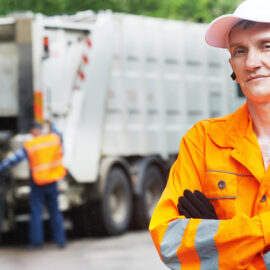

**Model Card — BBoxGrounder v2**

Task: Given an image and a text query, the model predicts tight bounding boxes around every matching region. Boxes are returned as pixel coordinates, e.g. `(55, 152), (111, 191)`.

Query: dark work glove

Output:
(177, 189), (218, 219)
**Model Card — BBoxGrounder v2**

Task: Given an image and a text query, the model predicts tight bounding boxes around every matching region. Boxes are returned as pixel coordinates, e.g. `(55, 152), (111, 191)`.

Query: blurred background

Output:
(0, 0), (244, 269)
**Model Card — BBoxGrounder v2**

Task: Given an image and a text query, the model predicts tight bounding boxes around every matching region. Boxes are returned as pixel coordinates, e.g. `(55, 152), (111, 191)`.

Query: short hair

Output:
(233, 20), (256, 30)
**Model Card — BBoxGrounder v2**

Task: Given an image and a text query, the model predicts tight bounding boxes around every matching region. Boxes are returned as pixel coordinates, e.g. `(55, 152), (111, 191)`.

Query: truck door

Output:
(39, 24), (90, 119)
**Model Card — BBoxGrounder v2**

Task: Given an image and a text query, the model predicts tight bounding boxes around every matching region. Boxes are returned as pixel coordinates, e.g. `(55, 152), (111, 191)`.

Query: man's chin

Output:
(246, 94), (270, 104)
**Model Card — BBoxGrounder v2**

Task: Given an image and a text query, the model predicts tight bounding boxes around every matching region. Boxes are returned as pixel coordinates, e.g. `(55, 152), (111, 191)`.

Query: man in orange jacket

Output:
(0, 122), (66, 249)
(150, 0), (270, 269)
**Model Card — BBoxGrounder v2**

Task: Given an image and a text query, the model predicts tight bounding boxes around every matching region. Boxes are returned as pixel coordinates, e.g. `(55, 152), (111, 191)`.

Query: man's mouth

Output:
(245, 75), (270, 82)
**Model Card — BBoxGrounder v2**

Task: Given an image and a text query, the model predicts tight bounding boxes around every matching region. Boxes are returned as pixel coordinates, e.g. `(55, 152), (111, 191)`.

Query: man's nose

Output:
(245, 50), (261, 71)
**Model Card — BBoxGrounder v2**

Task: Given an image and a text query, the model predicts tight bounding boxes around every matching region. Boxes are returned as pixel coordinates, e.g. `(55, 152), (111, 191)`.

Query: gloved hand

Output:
(177, 189), (218, 219)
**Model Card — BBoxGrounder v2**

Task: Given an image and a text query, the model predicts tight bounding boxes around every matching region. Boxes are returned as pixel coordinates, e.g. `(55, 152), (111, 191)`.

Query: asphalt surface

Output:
(0, 230), (168, 270)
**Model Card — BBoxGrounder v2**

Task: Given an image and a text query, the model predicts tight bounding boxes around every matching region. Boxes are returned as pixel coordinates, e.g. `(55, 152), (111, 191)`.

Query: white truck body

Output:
(0, 11), (244, 235)
(32, 12), (243, 181)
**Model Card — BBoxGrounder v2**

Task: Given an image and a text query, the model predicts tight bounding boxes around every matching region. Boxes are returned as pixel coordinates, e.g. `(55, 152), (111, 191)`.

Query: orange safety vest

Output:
(24, 133), (66, 186)
(149, 103), (270, 270)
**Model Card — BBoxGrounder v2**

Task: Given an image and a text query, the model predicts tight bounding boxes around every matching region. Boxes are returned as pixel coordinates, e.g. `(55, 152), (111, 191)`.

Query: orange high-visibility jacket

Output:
(24, 133), (66, 185)
(149, 103), (270, 270)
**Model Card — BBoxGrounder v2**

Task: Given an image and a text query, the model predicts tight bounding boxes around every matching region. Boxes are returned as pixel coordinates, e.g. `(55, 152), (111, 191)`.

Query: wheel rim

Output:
(146, 178), (162, 219)
(109, 181), (128, 224)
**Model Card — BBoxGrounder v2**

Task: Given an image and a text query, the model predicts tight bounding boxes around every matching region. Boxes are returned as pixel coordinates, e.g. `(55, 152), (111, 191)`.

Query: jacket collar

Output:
(208, 103), (265, 181)
(208, 103), (253, 149)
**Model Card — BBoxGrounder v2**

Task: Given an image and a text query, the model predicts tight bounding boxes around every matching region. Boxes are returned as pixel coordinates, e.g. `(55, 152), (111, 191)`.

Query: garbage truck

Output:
(0, 11), (245, 236)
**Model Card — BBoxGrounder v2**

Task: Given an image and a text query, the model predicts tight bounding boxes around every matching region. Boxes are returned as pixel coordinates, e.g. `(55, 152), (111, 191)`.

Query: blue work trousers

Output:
(29, 181), (66, 246)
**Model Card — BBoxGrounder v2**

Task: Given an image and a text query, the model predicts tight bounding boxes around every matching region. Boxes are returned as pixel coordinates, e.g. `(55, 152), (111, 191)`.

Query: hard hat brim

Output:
(205, 15), (242, 48)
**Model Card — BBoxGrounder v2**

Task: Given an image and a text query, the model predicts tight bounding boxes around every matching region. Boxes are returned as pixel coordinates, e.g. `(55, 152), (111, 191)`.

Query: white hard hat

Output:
(205, 0), (270, 48)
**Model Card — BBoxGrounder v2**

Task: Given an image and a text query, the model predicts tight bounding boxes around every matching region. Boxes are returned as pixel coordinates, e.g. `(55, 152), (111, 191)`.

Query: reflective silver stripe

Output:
(206, 169), (253, 177)
(32, 159), (62, 173)
(263, 252), (270, 269)
(160, 219), (189, 270)
(27, 137), (60, 153)
(195, 219), (220, 270)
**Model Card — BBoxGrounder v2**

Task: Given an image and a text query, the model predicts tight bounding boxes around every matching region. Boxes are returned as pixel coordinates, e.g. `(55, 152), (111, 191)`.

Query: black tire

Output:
(133, 165), (165, 229)
(89, 167), (133, 236)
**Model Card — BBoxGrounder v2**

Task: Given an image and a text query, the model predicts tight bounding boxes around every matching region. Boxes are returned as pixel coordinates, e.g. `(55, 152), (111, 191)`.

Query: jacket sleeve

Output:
(149, 130), (270, 270)
(0, 148), (27, 172)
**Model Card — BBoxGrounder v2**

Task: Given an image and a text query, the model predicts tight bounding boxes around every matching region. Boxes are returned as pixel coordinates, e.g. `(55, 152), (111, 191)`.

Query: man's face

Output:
(30, 127), (41, 137)
(229, 22), (270, 103)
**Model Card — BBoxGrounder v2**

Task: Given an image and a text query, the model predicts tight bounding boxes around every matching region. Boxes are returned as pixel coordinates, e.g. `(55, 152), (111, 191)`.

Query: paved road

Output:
(0, 231), (168, 270)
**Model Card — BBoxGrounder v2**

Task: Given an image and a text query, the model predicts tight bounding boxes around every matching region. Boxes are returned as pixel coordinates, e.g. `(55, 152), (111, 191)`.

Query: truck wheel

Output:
(133, 165), (165, 229)
(93, 167), (132, 235)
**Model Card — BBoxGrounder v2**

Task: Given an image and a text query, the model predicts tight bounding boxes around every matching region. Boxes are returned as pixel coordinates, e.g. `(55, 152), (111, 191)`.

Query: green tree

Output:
(0, 0), (243, 22)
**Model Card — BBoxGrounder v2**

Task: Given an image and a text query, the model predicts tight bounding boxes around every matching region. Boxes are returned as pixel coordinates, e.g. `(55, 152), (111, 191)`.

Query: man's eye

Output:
(233, 48), (245, 56)
(263, 43), (270, 50)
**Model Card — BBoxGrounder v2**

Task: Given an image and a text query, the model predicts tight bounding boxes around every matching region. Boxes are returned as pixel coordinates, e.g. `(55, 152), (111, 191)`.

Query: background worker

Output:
(0, 121), (66, 249)
(149, 0), (270, 269)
